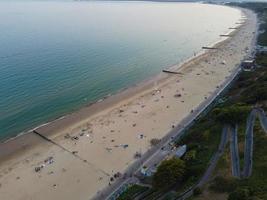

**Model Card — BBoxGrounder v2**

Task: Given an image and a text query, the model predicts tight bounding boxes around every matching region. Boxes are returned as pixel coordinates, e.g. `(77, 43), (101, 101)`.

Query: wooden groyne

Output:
(162, 70), (182, 75)
(202, 47), (219, 50)
(220, 34), (233, 37)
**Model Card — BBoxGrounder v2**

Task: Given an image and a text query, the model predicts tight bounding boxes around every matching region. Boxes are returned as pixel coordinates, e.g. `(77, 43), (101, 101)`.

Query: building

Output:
(241, 59), (255, 72)
(140, 166), (157, 177)
(175, 145), (187, 158)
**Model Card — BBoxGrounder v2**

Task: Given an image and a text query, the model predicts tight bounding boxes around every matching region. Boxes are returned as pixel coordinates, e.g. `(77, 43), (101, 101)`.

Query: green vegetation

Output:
(193, 187), (202, 196)
(176, 3), (267, 199)
(178, 117), (223, 184)
(208, 121), (267, 200)
(117, 185), (149, 200)
(212, 104), (250, 125)
(198, 3), (267, 198)
(255, 53), (267, 66)
(209, 176), (239, 193)
(207, 76), (267, 200)
(117, 2), (267, 199)
(228, 188), (251, 200)
(152, 158), (186, 190)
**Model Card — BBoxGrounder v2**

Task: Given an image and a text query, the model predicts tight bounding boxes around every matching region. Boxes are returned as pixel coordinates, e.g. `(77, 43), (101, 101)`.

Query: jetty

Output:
(162, 69), (182, 75)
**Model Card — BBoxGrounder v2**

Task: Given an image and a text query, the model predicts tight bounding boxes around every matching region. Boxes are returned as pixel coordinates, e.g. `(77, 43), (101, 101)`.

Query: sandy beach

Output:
(0, 8), (257, 200)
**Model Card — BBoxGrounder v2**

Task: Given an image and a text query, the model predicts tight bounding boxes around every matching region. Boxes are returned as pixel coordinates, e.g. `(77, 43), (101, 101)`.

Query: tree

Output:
(228, 188), (251, 200)
(184, 150), (196, 162)
(209, 176), (238, 193)
(212, 104), (250, 125)
(246, 86), (267, 103)
(152, 158), (186, 190)
(193, 187), (202, 196)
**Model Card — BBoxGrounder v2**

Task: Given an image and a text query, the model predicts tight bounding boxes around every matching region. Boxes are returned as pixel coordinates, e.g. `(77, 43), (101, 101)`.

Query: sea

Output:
(0, 0), (241, 140)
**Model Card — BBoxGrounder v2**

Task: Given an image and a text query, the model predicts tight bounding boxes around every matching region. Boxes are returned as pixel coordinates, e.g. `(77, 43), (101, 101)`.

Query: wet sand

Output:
(0, 8), (257, 200)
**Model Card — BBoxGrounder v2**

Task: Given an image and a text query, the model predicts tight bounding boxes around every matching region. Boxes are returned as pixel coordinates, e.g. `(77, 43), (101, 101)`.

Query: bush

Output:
(212, 104), (250, 125)
(117, 185), (148, 200)
(228, 188), (251, 200)
(242, 85), (267, 104)
(193, 187), (202, 196)
(209, 176), (238, 193)
(187, 165), (204, 178)
(184, 150), (197, 162)
(187, 143), (199, 151)
(153, 158), (186, 190)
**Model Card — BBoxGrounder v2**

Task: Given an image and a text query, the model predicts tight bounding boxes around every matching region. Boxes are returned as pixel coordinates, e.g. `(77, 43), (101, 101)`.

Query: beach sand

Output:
(0, 8), (257, 200)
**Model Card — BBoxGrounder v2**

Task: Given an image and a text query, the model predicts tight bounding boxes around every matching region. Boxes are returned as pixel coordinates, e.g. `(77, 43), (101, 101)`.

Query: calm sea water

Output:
(0, 1), (241, 140)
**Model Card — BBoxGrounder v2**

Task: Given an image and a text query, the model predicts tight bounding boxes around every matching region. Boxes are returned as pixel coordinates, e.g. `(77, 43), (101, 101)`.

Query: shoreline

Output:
(0, 6), (243, 144)
(0, 21), (240, 159)
(0, 6), (258, 200)
(97, 9), (258, 198)
(1, 12), (241, 144)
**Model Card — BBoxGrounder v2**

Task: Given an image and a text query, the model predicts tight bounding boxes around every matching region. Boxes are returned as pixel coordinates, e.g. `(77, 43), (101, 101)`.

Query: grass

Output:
(238, 120), (267, 199)
(207, 120), (267, 200)
(256, 53), (267, 66)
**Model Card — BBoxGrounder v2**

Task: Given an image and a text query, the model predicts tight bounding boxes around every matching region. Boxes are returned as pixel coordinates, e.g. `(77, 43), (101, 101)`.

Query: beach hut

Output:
(241, 59), (255, 71)
(141, 166), (157, 177)
(175, 145), (187, 158)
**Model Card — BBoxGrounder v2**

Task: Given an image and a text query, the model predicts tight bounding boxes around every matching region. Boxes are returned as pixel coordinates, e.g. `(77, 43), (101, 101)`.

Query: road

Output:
(242, 108), (267, 177)
(242, 109), (256, 177)
(175, 126), (229, 200)
(225, 108), (267, 178)
(198, 125), (229, 186)
(230, 125), (241, 177)
(176, 107), (267, 200)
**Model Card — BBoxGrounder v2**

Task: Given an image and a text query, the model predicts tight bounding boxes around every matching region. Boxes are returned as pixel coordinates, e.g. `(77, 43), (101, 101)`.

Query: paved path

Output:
(198, 125), (229, 186)
(242, 108), (267, 177)
(175, 126), (229, 200)
(226, 108), (267, 178)
(229, 125), (241, 177)
(175, 107), (267, 199)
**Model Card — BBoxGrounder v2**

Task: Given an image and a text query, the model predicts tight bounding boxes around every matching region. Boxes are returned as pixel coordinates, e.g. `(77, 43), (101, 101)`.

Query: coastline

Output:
(0, 21), (239, 159)
(1, 11), (241, 143)
(0, 6), (258, 200)
(0, 5), (242, 144)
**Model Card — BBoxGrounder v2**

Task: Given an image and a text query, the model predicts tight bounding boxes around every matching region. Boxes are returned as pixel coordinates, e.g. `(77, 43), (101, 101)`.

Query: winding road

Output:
(228, 108), (267, 178)
(229, 125), (241, 177)
(242, 108), (267, 177)
(176, 108), (267, 200)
